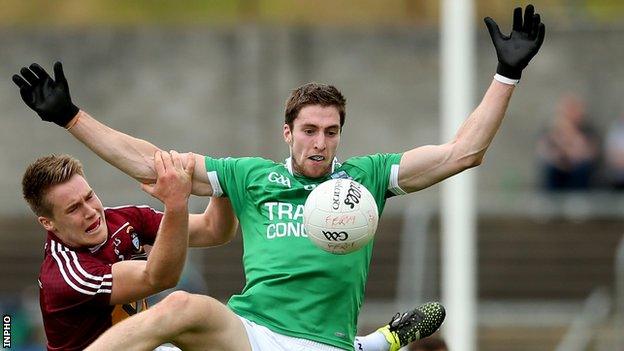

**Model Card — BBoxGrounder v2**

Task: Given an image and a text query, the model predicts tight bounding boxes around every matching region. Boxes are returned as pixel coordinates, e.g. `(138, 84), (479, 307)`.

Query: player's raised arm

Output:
(11, 62), (214, 196)
(397, 4), (545, 193)
(68, 110), (161, 184)
(109, 151), (193, 304)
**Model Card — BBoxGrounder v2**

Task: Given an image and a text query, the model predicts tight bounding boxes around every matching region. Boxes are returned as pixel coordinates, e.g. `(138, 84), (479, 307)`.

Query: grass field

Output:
(1, 0), (622, 27)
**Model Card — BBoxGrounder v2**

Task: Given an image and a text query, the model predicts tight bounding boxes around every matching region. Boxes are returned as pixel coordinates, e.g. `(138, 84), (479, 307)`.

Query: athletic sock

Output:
(353, 331), (390, 351)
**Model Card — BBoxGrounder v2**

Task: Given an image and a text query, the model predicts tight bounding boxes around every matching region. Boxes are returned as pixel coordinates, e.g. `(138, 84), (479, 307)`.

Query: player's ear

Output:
(38, 216), (55, 232)
(283, 123), (292, 145)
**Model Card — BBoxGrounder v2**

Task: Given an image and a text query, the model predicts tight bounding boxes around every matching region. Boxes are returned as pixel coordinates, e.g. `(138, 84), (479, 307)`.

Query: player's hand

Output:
(484, 4), (546, 80)
(12, 62), (79, 127)
(141, 150), (195, 208)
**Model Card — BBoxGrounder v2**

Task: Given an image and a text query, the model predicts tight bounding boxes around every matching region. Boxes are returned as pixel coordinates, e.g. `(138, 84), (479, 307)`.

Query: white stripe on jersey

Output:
(54, 241), (112, 291)
(388, 164), (407, 195)
(50, 240), (112, 295)
(58, 249), (110, 289)
(207, 171), (223, 197)
(69, 251), (113, 283)
(110, 222), (130, 239)
(50, 246), (101, 295)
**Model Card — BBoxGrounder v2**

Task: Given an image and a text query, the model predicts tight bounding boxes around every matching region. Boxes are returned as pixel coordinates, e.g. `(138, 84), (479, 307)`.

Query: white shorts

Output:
(238, 316), (347, 351)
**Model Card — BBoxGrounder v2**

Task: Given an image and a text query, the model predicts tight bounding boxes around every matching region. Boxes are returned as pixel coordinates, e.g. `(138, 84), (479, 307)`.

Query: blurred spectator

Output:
(604, 113), (624, 189)
(408, 335), (448, 351)
(537, 94), (600, 191)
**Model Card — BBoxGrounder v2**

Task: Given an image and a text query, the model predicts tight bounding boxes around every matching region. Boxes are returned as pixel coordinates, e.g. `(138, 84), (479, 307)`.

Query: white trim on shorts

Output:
(238, 316), (347, 351)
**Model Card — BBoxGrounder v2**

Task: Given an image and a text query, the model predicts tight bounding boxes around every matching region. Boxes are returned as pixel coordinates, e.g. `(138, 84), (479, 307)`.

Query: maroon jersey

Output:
(39, 205), (163, 351)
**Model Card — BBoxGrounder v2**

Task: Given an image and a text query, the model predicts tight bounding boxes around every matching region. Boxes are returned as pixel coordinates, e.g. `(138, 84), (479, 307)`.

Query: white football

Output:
(303, 178), (379, 255)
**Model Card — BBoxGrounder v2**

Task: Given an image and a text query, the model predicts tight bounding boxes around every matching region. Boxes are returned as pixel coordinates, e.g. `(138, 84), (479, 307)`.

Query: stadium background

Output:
(1, 0), (623, 350)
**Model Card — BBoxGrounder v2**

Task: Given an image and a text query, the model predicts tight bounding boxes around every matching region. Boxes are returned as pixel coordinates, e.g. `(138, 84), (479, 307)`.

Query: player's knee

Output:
(159, 290), (192, 312)
(150, 291), (195, 332)
(155, 291), (223, 332)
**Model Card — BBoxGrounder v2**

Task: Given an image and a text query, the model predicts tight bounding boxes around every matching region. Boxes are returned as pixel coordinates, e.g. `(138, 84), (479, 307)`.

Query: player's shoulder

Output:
(342, 153), (402, 168)
(102, 205), (163, 239)
(104, 205), (161, 222)
(104, 204), (159, 215)
(234, 156), (280, 172)
(206, 155), (276, 171)
(40, 240), (112, 295)
(235, 156), (275, 165)
(42, 239), (106, 268)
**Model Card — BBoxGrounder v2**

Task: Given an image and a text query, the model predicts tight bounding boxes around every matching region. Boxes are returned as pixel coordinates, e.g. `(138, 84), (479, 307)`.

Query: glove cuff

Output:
(496, 62), (522, 80)
(54, 104), (79, 128)
(64, 104), (79, 126)
(65, 110), (82, 130)
(494, 74), (520, 86)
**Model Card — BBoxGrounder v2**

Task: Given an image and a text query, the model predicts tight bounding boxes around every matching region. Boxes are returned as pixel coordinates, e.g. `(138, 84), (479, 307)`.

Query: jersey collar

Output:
(45, 231), (107, 253)
(88, 237), (108, 253)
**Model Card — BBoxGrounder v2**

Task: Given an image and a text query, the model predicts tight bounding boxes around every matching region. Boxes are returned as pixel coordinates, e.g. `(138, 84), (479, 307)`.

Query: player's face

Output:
(38, 174), (108, 248)
(284, 104), (341, 178)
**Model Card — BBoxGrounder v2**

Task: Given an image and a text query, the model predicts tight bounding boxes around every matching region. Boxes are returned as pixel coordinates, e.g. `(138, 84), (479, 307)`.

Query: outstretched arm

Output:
(67, 110), (160, 184)
(398, 81), (513, 193)
(398, 4), (545, 193)
(12, 62), (214, 196)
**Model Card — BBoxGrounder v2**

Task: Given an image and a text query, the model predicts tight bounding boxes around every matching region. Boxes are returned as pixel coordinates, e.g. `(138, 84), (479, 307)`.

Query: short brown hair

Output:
(22, 154), (85, 217)
(284, 82), (346, 129)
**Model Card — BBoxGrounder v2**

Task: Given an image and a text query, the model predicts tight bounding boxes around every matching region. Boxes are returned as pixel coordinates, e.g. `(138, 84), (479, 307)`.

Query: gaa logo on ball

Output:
(303, 179), (379, 254)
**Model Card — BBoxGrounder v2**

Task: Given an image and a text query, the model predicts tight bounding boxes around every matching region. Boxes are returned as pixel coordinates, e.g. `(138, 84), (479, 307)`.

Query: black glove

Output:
(12, 62), (79, 127)
(484, 4), (546, 80)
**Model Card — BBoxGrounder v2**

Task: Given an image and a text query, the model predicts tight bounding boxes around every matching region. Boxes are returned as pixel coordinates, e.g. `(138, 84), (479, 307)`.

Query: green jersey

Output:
(204, 153), (405, 350)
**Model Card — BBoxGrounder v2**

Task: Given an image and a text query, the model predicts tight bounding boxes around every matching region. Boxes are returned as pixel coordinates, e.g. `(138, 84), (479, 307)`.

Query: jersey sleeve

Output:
(204, 156), (257, 213)
(131, 206), (164, 244)
(43, 245), (114, 309)
(348, 153), (406, 199)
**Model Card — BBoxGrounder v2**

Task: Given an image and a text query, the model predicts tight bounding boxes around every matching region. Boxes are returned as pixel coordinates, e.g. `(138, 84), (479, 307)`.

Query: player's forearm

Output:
(451, 80), (514, 165)
(67, 110), (160, 183)
(188, 198), (238, 247)
(188, 213), (224, 247)
(145, 203), (189, 289)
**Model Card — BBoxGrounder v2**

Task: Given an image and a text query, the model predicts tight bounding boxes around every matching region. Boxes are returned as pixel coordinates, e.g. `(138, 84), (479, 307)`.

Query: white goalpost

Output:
(440, 1), (477, 351)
